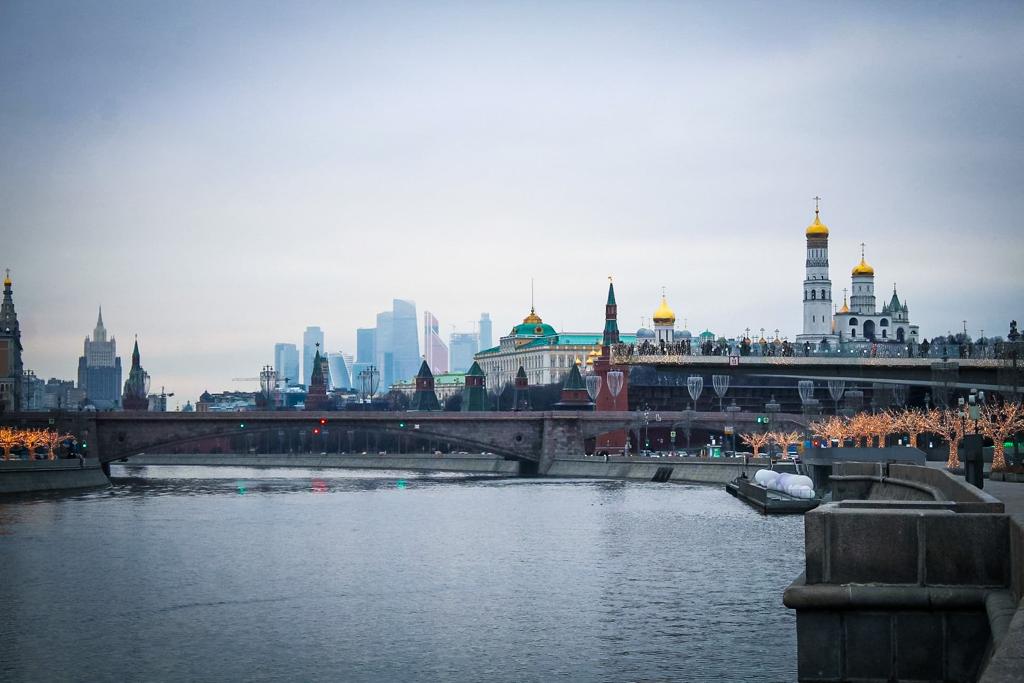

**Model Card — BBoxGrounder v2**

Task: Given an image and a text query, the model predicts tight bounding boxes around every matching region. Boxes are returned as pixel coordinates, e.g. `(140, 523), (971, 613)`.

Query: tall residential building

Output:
(77, 307), (122, 409)
(479, 312), (493, 350)
(327, 352), (351, 390)
(302, 326), (324, 386)
(423, 311), (449, 374)
(449, 332), (479, 373)
(274, 343), (300, 386)
(0, 270), (24, 411)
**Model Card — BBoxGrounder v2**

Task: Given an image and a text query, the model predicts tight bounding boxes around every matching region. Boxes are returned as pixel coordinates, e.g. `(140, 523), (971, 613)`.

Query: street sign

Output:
(729, 356), (739, 367)
(724, 426), (734, 435)
(670, 431), (676, 438)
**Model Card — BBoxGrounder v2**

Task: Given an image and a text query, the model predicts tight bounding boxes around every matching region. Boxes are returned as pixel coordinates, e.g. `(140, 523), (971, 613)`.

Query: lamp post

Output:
(726, 399), (741, 456)
(765, 395), (780, 459)
(607, 370), (624, 411)
(712, 374), (730, 412)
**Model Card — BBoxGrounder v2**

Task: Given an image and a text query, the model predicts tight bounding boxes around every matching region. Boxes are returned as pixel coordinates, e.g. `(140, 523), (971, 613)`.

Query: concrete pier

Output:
(0, 458), (109, 494)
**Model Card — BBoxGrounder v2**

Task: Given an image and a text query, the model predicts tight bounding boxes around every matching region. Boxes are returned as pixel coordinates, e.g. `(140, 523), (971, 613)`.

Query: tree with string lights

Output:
(924, 408), (968, 470)
(20, 429), (49, 461)
(740, 432), (772, 457)
(0, 427), (24, 461)
(980, 400), (1024, 472)
(39, 430), (75, 461)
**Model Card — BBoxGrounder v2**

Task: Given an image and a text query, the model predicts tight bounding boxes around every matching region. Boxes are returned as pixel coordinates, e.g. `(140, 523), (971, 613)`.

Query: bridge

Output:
(611, 353), (1020, 393)
(0, 410), (808, 475)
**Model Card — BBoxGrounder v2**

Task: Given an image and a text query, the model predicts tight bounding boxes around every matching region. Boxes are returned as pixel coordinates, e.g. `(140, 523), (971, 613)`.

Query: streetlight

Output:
(712, 374), (730, 412)
(607, 370), (624, 411)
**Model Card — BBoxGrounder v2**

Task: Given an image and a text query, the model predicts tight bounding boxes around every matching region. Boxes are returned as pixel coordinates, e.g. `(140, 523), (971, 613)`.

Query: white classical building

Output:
(795, 204), (919, 350)
(833, 248), (919, 345)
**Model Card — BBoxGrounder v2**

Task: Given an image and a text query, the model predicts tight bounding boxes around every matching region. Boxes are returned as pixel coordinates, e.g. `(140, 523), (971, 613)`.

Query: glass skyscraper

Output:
(302, 326), (324, 387)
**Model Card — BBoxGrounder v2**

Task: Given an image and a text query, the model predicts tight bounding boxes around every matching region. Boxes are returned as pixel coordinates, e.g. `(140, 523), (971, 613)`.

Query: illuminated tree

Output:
(770, 430), (803, 458)
(847, 413), (875, 447)
(20, 429), (49, 461)
(740, 432), (772, 457)
(810, 415), (849, 447)
(925, 408), (967, 469)
(980, 401), (1024, 472)
(893, 408), (929, 448)
(39, 431), (75, 461)
(0, 427), (24, 461)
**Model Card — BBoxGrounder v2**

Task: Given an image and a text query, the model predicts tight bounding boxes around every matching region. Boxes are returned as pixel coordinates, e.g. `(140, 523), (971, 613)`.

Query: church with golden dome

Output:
(795, 201), (919, 350)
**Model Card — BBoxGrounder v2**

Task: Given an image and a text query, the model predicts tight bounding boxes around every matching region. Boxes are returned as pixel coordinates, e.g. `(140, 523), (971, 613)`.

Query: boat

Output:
(726, 471), (820, 514)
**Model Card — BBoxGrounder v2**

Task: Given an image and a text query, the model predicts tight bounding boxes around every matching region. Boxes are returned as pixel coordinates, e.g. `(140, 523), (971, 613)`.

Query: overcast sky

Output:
(2, 1), (1022, 407)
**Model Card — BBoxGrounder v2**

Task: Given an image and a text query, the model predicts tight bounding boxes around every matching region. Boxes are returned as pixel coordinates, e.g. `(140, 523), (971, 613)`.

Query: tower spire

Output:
(813, 195), (821, 217)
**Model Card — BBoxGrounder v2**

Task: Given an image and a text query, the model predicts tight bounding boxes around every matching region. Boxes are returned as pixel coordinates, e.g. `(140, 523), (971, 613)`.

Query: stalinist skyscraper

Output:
(78, 308), (122, 409)
(795, 198), (839, 349)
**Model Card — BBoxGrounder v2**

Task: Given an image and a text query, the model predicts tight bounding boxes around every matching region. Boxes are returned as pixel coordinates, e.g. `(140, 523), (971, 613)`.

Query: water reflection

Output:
(1, 466), (803, 681)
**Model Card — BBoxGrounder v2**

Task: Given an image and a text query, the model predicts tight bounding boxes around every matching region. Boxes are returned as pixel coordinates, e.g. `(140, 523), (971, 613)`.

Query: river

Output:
(1, 466), (803, 681)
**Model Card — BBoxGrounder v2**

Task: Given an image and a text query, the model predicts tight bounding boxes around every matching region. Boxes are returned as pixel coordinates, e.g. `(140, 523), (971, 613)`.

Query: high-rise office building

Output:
(302, 326), (324, 386)
(274, 343), (300, 386)
(449, 332), (479, 373)
(351, 328), (377, 392)
(327, 352), (351, 390)
(375, 312), (394, 388)
(423, 311), (449, 374)
(479, 312), (493, 350)
(77, 307), (122, 409)
(391, 300), (420, 384)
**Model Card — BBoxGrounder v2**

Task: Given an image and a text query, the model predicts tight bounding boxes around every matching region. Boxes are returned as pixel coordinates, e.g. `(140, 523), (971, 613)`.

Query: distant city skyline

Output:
(2, 2), (1021, 406)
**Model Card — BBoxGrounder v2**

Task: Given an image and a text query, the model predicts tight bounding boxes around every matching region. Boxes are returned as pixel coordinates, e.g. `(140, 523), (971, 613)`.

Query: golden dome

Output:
(806, 213), (829, 237)
(839, 294), (850, 313)
(2, 269), (10, 286)
(653, 295), (676, 325)
(851, 258), (874, 277)
(522, 308), (542, 324)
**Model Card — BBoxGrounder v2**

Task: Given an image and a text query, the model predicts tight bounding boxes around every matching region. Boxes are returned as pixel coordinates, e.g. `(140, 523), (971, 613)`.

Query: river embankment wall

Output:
(120, 453), (771, 483)
(0, 458), (110, 494)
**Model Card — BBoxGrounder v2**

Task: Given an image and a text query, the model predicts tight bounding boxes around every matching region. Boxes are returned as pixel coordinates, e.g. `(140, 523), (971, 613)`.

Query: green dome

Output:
(512, 322), (557, 337)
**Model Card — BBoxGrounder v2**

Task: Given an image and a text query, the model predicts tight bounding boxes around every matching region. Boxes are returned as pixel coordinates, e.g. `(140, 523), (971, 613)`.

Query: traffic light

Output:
(319, 418), (328, 426)
(239, 423), (246, 429)
(756, 416), (769, 424)
(398, 421), (406, 429)
(81, 441), (88, 450)
(313, 427), (321, 436)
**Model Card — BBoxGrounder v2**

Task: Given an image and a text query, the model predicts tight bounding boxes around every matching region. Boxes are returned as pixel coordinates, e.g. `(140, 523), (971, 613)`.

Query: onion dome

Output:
(839, 292), (850, 313)
(3, 269), (10, 286)
(806, 213), (829, 236)
(851, 257), (874, 277)
(699, 329), (715, 342)
(636, 326), (655, 340)
(653, 295), (676, 325)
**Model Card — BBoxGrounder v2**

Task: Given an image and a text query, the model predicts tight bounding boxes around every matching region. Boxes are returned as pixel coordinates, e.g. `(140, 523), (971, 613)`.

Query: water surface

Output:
(1, 466), (803, 682)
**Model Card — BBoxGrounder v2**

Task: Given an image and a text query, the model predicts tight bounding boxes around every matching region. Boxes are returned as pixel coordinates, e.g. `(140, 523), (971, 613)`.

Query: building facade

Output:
(475, 304), (635, 388)
(327, 351), (351, 390)
(449, 332), (478, 373)
(478, 312), (493, 350)
(795, 204), (839, 349)
(78, 308), (122, 408)
(274, 343), (300, 386)
(423, 311), (449, 374)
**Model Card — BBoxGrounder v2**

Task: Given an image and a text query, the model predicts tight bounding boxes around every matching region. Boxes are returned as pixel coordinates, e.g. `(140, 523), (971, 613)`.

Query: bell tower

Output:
(796, 198), (837, 348)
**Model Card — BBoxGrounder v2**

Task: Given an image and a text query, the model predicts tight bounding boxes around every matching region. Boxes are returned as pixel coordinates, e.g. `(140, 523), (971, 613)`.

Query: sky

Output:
(2, 1), (1023, 408)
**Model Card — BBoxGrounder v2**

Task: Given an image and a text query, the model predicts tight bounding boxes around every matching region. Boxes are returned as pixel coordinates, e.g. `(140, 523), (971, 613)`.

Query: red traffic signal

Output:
(312, 427), (321, 435)
(319, 418), (328, 425)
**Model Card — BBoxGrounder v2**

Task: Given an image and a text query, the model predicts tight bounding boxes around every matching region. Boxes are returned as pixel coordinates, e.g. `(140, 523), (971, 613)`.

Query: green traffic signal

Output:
(239, 423), (246, 429)
(398, 422), (406, 429)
